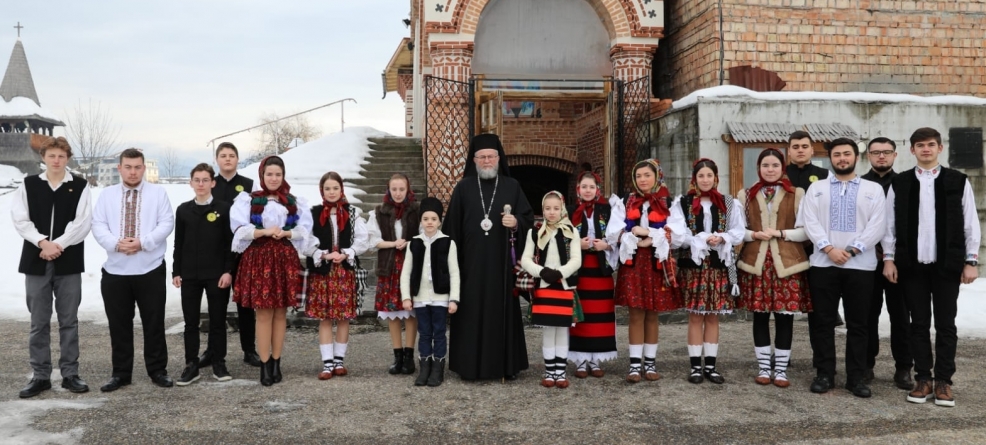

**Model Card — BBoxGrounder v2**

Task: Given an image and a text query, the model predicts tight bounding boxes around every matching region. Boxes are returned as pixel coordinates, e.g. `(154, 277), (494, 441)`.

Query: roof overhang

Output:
(0, 115), (65, 127)
(382, 38), (413, 99)
(726, 121), (858, 143)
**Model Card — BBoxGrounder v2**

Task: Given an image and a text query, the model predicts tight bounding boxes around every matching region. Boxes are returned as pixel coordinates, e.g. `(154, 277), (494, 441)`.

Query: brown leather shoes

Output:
(907, 380), (934, 404)
(934, 381), (955, 407)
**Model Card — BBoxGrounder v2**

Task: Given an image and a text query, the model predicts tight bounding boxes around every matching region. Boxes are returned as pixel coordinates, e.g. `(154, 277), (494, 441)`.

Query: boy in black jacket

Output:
(173, 163), (234, 385)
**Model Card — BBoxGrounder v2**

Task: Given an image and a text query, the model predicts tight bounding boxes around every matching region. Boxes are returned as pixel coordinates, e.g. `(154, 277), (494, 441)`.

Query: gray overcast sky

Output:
(2, 1), (410, 160)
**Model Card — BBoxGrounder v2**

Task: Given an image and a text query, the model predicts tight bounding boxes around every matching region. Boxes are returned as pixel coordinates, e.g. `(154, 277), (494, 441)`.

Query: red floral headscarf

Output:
(686, 158), (727, 215)
(571, 171), (606, 228)
(745, 148), (795, 205)
(626, 159), (670, 225)
(318, 172), (350, 237)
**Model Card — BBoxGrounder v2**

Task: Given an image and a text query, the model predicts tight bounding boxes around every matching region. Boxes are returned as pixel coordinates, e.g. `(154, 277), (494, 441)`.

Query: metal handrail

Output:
(205, 98), (357, 152)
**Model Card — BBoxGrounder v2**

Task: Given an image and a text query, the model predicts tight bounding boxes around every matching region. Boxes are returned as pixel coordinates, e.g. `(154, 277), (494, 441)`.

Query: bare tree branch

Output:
(159, 147), (182, 179)
(63, 98), (121, 179)
(250, 112), (323, 161)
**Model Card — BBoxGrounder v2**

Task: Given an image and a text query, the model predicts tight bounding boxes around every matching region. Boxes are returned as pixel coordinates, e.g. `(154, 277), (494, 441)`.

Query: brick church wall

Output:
(666, 0), (986, 98)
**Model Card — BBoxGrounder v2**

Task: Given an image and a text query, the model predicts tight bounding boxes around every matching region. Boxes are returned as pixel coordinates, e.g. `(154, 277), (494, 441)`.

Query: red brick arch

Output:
(457, 0), (633, 40)
(506, 155), (577, 175)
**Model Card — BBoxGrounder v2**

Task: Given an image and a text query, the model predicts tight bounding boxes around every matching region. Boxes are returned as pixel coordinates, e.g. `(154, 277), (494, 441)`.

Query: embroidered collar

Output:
(916, 165), (940, 177)
(828, 175), (861, 184)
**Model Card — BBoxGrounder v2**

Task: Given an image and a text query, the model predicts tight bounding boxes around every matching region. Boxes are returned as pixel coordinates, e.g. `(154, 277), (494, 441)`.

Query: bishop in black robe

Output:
(444, 134), (534, 381)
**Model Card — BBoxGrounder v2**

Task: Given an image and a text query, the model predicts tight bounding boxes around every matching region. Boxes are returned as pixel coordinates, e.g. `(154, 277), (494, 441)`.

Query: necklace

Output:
(477, 175), (499, 235)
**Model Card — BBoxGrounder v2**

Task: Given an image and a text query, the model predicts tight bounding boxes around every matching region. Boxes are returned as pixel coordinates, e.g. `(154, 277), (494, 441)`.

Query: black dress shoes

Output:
(894, 368), (914, 390)
(845, 380), (873, 398)
(19, 378), (52, 398)
(100, 376), (132, 392)
(810, 375), (835, 394)
(243, 351), (262, 367)
(61, 375), (90, 393)
(150, 373), (174, 388)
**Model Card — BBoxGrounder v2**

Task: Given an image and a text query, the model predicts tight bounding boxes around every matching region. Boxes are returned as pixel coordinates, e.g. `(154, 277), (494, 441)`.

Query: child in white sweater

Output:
(520, 191), (581, 389)
(400, 197), (460, 387)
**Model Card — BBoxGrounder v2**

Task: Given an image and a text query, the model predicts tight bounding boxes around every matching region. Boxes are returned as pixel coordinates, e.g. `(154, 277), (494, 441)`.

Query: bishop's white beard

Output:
(476, 164), (498, 180)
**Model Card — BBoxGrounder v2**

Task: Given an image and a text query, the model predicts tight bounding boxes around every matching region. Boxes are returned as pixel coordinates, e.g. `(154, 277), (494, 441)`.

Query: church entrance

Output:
(510, 165), (571, 217)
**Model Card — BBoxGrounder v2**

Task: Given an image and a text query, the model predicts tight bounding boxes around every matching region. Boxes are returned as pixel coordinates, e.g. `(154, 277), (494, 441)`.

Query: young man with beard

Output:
(883, 127), (980, 407)
(12, 137), (92, 398)
(92, 148), (175, 391)
(198, 142), (262, 368)
(442, 134), (535, 381)
(861, 138), (913, 390)
(798, 138), (886, 398)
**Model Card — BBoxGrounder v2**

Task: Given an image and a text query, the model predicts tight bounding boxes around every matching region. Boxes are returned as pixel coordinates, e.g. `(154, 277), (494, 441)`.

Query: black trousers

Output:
(236, 300), (256, 353)
(901, 263), (960, 384)
(808, 266), (872, 381)
(181, 278), (230, 364)
(866, 262), (912, 370)
(101, 263), (169, 378)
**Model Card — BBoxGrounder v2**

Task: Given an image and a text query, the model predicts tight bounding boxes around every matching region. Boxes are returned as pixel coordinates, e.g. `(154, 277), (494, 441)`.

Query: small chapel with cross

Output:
(0, 22), (65, 175)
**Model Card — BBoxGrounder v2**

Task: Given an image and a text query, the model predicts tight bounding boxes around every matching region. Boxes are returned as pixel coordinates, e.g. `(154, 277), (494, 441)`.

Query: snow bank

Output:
(672, 85), (986, 109)
(241, 127), (387, 204)
(0, 164), (26, 188)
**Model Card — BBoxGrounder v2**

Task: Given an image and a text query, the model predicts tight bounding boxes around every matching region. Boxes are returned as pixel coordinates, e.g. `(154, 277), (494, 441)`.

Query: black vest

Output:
(677, 195), (729, 269)
(570, 202), (613, 276)
(19, 175), (87, 276)
(531, 226), (579, 288)
(306, 205), (355, 274)
(213, 174), (253, 204)
(892, 167), (967, 277)
(409, 236), (452, 297)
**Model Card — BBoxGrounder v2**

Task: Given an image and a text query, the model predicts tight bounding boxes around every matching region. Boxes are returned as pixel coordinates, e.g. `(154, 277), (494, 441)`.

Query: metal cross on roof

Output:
(14, 22), (23, 38)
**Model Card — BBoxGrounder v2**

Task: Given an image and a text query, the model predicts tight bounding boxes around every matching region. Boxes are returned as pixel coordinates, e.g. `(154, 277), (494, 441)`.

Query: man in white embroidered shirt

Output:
(12, 137), (92, 398)
(882, 127), (980, 408)
(798, 137), (886, 399)
(91, 148), (175, 392)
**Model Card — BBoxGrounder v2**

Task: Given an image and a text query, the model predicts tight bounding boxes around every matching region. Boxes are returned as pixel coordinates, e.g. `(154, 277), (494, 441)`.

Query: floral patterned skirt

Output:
(305, 266), (358, 320)
(374, 249), (408, 315)
(738, 247), (812, 313)
(615, 246), (682, 312)
(234, 237), (302, 310)
(680, 263), (734, 314)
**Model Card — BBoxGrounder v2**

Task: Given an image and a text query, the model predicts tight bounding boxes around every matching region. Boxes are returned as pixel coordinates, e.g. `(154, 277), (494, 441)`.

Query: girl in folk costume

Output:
(367, 173), (420, 376)
(606, 159), (686, 383)
(304, 172), (370, 380)
(520, 191), (582, 389)
(230, 156), (313, 386)
(567, 171), (620, 378)
(674, 159), (745, 384)
(737, 148), (812, 388)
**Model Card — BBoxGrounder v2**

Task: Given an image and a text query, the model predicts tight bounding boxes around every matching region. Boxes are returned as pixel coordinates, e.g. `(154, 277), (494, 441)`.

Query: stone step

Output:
(359, 171), (427, 181)
(368, 137), (422, 147)
(366, 149), (424, 157)
(359, 159), (425, 170)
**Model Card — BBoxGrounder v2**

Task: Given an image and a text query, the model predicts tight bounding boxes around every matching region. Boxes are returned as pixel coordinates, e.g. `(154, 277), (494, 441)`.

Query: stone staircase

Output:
(349, 137), (426, 316)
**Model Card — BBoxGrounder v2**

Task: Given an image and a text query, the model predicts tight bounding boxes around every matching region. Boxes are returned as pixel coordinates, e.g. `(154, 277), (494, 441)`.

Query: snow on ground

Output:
(240, 126), (391, 205)
(0, 129), (384, 324)
(672, 85), (986, 109)
(0, 398), (105, 445)
(0, 165), (25, 188)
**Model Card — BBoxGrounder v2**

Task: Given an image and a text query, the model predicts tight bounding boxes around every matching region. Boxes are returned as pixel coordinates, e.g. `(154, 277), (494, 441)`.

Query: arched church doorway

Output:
(510, 165), (571, 217)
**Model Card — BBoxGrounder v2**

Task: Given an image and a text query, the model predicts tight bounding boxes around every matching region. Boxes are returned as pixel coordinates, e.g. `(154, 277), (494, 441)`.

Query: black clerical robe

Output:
(444, 175), (534, 380)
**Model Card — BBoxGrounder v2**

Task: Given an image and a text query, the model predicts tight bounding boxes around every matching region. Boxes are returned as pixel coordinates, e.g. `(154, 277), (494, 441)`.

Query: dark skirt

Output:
(680, 260), (735, 314)
(615, 246), (682, 312)
(569, 253), (618, 362)
(234, 237), (302, 310)
(305, 266), (358, 320)
(738, 247), (812, 314)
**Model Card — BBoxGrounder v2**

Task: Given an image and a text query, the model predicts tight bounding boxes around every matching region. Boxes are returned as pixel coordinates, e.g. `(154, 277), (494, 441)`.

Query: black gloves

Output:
(539, 268), (563, 283)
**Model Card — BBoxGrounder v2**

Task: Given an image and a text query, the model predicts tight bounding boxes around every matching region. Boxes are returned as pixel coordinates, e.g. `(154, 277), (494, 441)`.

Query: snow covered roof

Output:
(0, 96), (63, 125)
(0, 40), (39, 105)
(673, 85), (986, 109)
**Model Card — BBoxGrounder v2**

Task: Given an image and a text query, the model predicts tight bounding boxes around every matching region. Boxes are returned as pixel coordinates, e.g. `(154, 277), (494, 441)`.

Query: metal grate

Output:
(617, 76), (652, 195)
(424, 76), (474, 206)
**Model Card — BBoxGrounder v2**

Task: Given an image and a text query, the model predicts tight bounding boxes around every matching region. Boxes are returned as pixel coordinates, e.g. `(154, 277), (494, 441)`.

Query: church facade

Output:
(384, 0), (985, 207)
